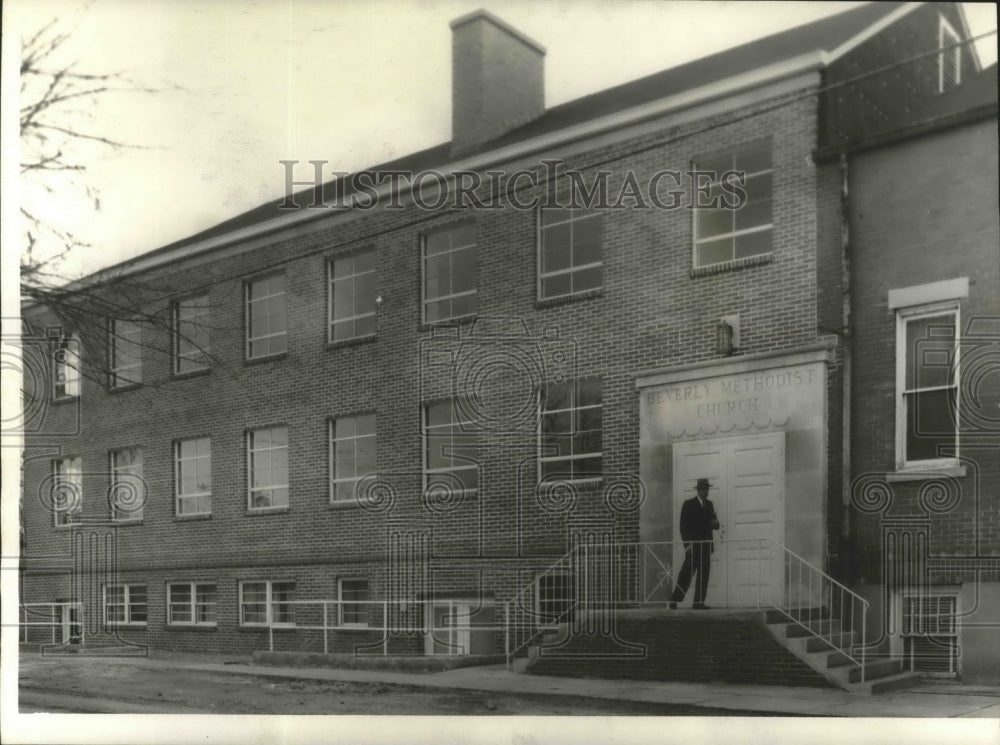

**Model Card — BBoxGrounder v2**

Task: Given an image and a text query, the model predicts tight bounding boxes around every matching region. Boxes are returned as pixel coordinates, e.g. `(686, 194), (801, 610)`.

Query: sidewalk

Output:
(96, 654), (1000, 718)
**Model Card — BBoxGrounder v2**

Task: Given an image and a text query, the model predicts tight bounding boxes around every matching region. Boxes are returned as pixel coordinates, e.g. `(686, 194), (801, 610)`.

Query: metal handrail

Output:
(20, 602), (85, 645)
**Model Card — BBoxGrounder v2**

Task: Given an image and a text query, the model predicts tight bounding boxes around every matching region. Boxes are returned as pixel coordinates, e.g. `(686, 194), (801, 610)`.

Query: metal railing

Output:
(20, 602), (85, 645)
(503, 537), (871, 681)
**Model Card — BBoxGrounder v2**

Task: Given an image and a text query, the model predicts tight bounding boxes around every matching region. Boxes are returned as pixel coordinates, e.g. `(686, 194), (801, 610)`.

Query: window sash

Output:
(110, 448), (144, 520)
(329, 253), (377, 341)
(53, 333), (81, 398)
(330, 415), (377, 503)
(175, 296), (211, 373)
(339, 579), (369, 626)
(423, 401), (478, 491)
(539, 380), (603, 480)
(168, 583), (217, 625)
(538, 209), (603, 300)
(53, 457), (83, 526)
(422, 227), (478, 323)
(248, 428), (289, 509)
(109, 320), (142, 387)
(896, 305), (960, 467)
(240, 581), (295, 626)
(105, 584), (147, 625)
(176, 439), (212, 515)
(246, 275), (287, 358)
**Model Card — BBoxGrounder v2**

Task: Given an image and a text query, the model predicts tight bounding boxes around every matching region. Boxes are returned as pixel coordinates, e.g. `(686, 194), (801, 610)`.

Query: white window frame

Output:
(538, 378), (603, 482)
(938, 15), (962, 93)
(245, 274), (287, 360)
(175, 438), (212, 516)
(52, 456), (82, 527)
(247, 427), (290, 511)
(900, 591), (959, 676)
(174, 295), (211, 374)
(894, 302), (960, 470)
(167, 582), (218, 626)
(692, 146), (773, 268)
(421, 224), (478, 324)
(328, 251), (377, 343)
(330, 414), (377, 505)
(239, 580), (296, 627)
(53, 332), (81, 399)
(337, 578), (369, 627)
(108, 318), (142, 388)
(537, 207), (603, 301)
(110, 447), (144, 522)
(422, 400), (478, 493)
(103, 583), (147, 626)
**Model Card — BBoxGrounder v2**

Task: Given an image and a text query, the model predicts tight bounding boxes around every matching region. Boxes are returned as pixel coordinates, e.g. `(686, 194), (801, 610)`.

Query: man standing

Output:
(669, 478), (721, 610)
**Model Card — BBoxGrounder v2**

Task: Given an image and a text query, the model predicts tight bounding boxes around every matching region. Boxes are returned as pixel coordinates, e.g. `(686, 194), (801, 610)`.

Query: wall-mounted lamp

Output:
(716, 314), (740, 356)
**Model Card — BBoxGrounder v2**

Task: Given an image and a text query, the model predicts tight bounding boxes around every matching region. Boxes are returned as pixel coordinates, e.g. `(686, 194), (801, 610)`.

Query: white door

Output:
(424, 601), (471, 655)
(672, 432), (784, 607)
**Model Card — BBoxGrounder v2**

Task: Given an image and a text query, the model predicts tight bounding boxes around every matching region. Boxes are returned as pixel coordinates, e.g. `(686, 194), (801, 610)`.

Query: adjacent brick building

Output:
(19, 3), (996, 683)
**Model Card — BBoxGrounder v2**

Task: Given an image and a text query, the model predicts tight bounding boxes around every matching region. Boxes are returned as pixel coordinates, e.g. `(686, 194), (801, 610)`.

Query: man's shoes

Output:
(668, 602), (677, 610)
(692, 603), (711, 610)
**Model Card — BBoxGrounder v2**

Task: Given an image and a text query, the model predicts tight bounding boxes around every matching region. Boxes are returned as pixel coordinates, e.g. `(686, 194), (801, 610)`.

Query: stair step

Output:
(804, 631), (856, 652)
(765, 608), (831, 624)
(848, 658), (904, 683)
(825, 650), (854, 669)
(858, 670), (923, 695)
(786, 620), (843, 638)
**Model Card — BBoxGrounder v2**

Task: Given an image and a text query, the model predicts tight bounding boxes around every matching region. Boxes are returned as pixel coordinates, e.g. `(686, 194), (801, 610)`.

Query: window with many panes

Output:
(248, 427), (289, 509)
(329, 252), (376, 342)
(538, 208), (602, 300)
(246, 274), (287, 359)
(167, 582), (217, 625)
(53, 332), (80, 399)
(902, 594), (959, 675)
(105, 584), (147, 625)
(693, 144), (772, 268)
(110, 447), (144, 521)
(109, 319), (142, 387)
(938, 16), (961, 93)
(423, 400), (478, 491)
(338, 578), (369, 626)
(330, 414), (376, 504)
(422, 224), (477, 323)
(240, 580), (295, 626)
(539, 378), (602, 481)
(174, 295), (211, 374)
(52, 456), (82, 526)
(896, 305), (959, 468)
(176, 438), (212, 515)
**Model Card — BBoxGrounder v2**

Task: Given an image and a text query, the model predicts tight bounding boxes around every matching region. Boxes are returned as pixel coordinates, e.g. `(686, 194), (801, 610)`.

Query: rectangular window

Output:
(422, 224), (478, 323)
(693, 144), (772, 267)
(104, 584), (147, 625)
(240, 580), (295, 626)
(896, 306), (959, 468)
(423, 400), (478, 491)
(176, 438), (212, 515)
(246, 274), (287, 359)
(535, 572), (576, 626)
(53, 457), (82, 526)
(174, 295), (211, 373)
(330, 414), (377, 503)
(167, 582), (217, 625)
(248, 427), (289, 509)
(109, 319), (142, 387)
(538, 208), (603, 300)
(53, 332), (81, 398)
(939, 16), (961, 93)
(338, 578), (369, 626)
(110, 447), (144, 521)
(540, 378), (602, 481)
(329, 252), (376, 342)
(902, 594), (959, 675)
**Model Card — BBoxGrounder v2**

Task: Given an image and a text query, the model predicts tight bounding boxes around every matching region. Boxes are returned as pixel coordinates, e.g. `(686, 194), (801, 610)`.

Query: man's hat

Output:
(695, 478), (713, 489)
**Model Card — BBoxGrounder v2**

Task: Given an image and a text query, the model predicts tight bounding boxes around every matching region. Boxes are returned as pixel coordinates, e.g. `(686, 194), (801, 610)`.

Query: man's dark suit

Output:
(670, 495), (720, 605)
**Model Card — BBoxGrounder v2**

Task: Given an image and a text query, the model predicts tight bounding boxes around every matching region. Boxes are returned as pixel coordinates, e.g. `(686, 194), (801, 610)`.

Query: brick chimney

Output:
(450, 10), (546, 156)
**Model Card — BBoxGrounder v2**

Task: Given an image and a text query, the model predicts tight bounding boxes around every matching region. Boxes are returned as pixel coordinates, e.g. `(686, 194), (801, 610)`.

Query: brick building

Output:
(19, 3), (995, 685)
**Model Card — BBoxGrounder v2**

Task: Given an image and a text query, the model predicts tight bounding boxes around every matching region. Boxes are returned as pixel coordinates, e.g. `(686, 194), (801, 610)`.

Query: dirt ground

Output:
(19, 654), (773, 716)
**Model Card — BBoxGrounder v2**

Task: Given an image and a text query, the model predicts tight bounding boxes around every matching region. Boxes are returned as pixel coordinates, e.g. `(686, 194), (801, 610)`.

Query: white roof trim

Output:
(954, 2), (983, 72)
(824, 2), (920, 63)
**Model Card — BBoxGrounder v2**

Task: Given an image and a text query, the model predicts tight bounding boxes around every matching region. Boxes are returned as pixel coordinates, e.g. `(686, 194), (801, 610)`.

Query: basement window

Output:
(902, 594), (959, 676)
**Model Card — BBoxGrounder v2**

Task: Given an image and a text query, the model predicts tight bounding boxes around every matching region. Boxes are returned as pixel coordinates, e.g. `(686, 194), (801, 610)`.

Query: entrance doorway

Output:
(56, 600), (82, 644)
(671, 432), (784, 607)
